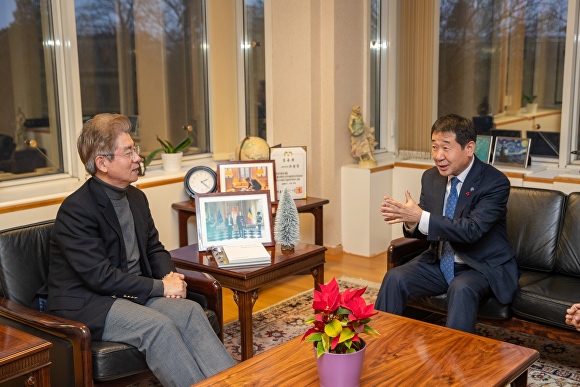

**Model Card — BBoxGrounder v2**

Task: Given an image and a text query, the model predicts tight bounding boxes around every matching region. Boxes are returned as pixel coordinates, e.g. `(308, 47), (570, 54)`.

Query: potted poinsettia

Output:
(302, 277), (379, 356)
(301, 277), (379, 386)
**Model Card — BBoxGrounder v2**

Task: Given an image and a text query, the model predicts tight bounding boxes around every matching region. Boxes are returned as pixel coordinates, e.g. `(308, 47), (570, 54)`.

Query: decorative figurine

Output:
(348, 105), (377, 167)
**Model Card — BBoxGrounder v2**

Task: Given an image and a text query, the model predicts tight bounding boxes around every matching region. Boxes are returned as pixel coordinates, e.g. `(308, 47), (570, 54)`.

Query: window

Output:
(242, 0), (266, 141)
(0, 0), (211, 185)
(74, 0), (210, 162)
(370, 0), (381, 147)
(438, 0), (566, 159)
(0, 0), (63, 182)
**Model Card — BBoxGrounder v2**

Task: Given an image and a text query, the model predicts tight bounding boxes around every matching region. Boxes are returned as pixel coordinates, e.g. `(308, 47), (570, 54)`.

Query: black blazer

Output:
(405, 156), (519, 305)
(47, 178), (175, 340)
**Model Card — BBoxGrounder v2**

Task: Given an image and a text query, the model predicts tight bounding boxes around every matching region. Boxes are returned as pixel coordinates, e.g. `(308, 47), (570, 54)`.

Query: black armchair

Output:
(0, 220), (223, 386)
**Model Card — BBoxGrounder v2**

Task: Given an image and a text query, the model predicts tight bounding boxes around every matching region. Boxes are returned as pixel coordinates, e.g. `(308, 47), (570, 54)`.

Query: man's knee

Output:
(448, 271), (490, 301)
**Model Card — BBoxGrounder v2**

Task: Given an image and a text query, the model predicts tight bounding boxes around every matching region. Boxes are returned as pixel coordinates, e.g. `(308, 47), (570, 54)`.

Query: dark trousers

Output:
(375, 257), (492, 333)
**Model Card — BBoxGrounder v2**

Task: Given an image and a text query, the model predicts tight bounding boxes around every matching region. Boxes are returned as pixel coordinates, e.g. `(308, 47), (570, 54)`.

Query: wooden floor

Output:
(221, 250), (388, 324)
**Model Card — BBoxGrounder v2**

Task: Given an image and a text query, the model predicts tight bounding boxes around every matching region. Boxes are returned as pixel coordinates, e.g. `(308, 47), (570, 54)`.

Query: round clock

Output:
(184, 166), (218, 197)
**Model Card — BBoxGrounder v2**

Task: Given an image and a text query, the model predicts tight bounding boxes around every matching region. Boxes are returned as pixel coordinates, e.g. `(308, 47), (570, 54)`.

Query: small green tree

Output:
(274, 188), (300, 249)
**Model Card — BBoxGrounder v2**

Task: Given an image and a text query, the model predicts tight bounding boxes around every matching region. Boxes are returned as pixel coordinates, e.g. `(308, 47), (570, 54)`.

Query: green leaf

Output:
(304, 316), (316, 325)
(321, 333), (330, 352)
(303, 333), (322, 343)
(338, 328), (355, 343)
(144, 148), (164, 167)
(174, 136), (193, 153)
(323, 319), (342, 338)
(156, 136), (173, 153)
(363, 325), (380, 337)
(316, 341), (325, 358)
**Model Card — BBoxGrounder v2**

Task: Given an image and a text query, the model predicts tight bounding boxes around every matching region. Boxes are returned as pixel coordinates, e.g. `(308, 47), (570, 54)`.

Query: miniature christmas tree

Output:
(274, 188), (300, 250)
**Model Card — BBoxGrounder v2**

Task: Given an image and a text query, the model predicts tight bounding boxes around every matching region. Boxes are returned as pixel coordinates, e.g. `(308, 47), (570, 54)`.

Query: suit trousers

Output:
(102, 297), (235, 387)
(375, 257), (492, 332)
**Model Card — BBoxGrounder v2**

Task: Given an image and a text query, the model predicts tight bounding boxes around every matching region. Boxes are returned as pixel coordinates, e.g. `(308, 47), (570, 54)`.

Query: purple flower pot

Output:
(314, 339), (366, 387)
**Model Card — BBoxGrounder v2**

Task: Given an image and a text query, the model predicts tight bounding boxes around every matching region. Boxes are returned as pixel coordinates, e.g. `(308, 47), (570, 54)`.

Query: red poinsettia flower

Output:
(312, 277), (341, 313)
(343, 295), (378, 322)
(302, 277), (380, 358)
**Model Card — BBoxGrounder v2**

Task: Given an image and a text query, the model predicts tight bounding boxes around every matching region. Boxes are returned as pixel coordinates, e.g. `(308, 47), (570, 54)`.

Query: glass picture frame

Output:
(269, 146), (307, 199)
(491, 137), (531, 168)
(475, 135), (492, 163)
(216, 160), (277, 202)
(194, 191), (274, 251)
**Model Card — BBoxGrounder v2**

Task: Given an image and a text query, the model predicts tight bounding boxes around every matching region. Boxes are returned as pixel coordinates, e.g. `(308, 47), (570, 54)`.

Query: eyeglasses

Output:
(100, 145), (140, 159)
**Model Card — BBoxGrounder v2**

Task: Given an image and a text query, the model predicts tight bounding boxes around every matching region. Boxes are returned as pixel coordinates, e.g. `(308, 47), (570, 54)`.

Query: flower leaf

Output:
(323, 318), (342, 338)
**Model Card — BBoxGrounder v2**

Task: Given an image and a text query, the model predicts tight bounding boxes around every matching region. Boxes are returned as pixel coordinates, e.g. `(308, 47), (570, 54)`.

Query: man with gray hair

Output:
(47, 113), (235, 386)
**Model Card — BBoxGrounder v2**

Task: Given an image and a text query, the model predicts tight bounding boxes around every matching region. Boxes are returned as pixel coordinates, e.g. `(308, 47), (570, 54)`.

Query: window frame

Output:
(378, 0), (580, 169)
(0, 0), (216, 203)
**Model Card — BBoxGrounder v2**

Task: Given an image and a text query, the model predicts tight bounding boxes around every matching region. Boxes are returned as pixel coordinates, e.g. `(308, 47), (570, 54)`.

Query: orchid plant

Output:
(302, 277), (379, 357)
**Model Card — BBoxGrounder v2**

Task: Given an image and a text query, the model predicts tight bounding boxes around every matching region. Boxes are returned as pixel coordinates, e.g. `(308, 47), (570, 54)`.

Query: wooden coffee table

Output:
(170, 243), (325, 360)
(193, 311), (539, 386)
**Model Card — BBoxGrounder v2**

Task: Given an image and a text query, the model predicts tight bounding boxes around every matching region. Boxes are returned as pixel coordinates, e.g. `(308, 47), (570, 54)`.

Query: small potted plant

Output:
(523, 94), (538, 114)
(302, 277), (379, 386)
(145, 135), (192, 172)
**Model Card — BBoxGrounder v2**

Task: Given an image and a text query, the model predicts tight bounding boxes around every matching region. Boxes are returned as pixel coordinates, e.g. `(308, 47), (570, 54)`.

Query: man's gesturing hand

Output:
(380, 190), (422, 226)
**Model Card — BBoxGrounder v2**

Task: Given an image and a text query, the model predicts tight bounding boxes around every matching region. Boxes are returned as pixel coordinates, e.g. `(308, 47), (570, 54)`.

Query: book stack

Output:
(210, 243), (271, 268)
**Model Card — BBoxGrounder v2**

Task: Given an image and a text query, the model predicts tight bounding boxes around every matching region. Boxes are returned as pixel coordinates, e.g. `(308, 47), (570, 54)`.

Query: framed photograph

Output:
(270, 146), (307, 199)
(492, 137), (531, 168)
(194, 191), (274, 251)
(475, 135), (492, 163)
(216, 160), (277, 202)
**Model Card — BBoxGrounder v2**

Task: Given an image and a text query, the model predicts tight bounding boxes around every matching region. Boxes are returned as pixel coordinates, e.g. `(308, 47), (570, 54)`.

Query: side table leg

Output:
(233, 290), (259, 360)
(177, 210), (191, 247)
(510, 370), (528, 387)
(310, 264), (324, 290)
(311, 206), (324, 246)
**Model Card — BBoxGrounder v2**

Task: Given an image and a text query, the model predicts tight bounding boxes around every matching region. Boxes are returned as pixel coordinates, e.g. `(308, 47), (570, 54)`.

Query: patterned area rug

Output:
(131, 276), (580, 386)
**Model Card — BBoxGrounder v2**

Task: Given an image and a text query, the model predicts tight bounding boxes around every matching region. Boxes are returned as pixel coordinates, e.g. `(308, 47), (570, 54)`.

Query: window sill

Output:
(0, 154), (215, 210)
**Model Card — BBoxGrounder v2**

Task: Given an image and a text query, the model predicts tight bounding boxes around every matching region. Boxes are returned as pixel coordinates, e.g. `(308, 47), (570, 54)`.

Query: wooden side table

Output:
(0, 324), (52, 386)
(172, 196), (329, 247)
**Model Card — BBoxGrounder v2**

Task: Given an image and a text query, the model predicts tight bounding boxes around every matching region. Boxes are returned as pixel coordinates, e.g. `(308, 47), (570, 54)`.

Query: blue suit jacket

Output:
(405, 156), (519, 304)
(47, 178), (175, 340)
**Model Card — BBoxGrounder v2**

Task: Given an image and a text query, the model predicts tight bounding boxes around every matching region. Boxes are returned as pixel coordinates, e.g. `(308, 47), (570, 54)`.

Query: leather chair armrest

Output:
(387, 237), (430, 270)
(0, 296), (93, 386)
(177, 269), (224, 341)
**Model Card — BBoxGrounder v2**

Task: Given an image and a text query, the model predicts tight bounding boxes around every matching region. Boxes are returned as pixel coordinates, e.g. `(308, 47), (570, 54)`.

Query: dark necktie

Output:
(440, 177), (459, 284)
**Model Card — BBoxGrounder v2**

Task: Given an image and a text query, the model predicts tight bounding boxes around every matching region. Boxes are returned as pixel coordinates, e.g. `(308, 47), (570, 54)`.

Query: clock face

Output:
(184, 166), (217, 197)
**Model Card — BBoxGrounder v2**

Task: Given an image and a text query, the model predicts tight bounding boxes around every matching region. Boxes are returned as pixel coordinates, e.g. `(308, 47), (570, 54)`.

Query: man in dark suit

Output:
(46, 114), (234, 387)
(236, 211), (246, 238)
(226, 214), (234, 239)
(375, 114), (519, 333)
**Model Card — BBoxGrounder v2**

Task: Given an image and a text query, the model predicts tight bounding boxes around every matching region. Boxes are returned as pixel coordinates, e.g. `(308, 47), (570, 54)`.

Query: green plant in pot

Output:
(523, 94), (538, 114)
(144, 135), (192, 169)
(523, 94), (537, 104)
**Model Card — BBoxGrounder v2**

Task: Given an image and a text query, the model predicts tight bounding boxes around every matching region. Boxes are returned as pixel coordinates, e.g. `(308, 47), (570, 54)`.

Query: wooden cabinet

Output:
(0, 325), (51, 386)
